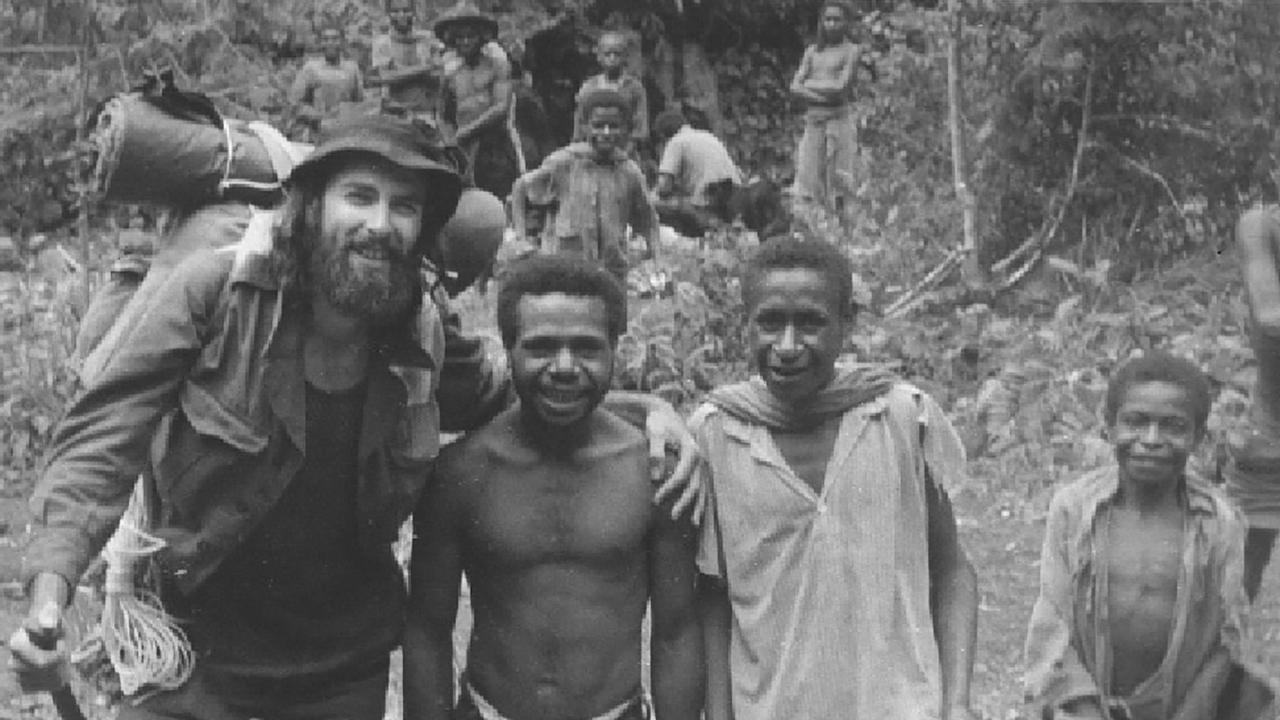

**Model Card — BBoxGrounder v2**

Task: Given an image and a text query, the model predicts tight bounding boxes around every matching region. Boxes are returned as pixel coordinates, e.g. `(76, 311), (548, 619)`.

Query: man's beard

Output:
(310, 226), (420, 326)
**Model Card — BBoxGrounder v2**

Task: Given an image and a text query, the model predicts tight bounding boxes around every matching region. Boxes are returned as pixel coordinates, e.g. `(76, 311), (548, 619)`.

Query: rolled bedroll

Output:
(88, 74), (313, 209)
(87, 74), (504, 294)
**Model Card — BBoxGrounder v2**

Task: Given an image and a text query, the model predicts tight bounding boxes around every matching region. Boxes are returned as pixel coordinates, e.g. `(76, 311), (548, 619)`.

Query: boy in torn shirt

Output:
(1023, 352), (1275, 720)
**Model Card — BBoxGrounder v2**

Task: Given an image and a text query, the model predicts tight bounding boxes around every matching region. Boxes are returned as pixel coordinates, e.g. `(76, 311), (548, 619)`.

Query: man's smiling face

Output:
(748, 267), (847, 405)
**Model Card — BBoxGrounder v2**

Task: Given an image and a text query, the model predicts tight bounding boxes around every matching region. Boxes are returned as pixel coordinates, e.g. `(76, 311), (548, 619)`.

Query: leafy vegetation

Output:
(2, 0), (1280, 717)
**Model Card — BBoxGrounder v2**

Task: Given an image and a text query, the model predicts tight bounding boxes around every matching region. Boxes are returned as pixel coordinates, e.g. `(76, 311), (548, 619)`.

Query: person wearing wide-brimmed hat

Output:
(437, 1), (519, 198)
(8, 115), (704, 718)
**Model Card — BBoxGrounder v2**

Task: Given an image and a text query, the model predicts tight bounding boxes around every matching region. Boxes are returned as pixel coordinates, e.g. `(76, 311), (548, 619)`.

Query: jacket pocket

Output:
(178, 382), (267, 454)
(152, 402), (261, 526)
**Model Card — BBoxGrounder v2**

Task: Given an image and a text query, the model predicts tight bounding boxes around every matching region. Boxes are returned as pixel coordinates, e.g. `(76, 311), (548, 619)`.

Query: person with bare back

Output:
(404, 255), (703, 720)
(1224, 199), (1280, 602)
(1024, 352), (1275, 720)
(790, 1), (861, 214)
(437, 1), (518, 198)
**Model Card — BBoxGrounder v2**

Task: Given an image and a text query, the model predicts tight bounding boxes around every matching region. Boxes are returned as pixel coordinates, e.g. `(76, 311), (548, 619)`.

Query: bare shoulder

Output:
(582, 408), (647, 461)
(435, 407), (521, 488)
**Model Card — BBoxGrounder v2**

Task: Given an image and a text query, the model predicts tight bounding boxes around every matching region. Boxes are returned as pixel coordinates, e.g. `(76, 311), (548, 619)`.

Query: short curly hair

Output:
(579, 88), (632, 128)
(497, 255), (627, 348)
(741, 237), (855, 319)
(1103, 351), (1211, 433)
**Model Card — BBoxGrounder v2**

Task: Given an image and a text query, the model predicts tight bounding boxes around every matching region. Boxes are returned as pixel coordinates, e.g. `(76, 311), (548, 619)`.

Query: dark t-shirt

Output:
(183, 380), (405, 681)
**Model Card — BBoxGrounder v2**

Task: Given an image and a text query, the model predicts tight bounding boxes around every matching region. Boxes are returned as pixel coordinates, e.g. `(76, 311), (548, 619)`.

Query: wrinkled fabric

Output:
(706, 364), (897, 431)
(1023, 466), (1274, 720)
(793, 104), (858, 210)
(24, 217), (508, 595)
(516, 142), (656, 283)
(693, 383), (965, 720)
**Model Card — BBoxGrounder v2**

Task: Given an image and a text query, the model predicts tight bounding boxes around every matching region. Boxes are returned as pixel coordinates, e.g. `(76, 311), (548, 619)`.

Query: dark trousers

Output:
(114, 658), (389, 720)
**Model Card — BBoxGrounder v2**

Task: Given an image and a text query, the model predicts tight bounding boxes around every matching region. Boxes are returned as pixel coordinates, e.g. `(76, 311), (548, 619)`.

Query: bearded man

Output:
(7, 117), (701, 720)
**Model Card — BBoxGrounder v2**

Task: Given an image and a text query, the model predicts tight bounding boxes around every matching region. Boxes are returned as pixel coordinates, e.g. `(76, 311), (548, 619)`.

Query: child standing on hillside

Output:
(572, 31), (649, 157)
(1023, 352), (1274, 720)
(511, 88), (658, 289)
(790, 1), (860, 213)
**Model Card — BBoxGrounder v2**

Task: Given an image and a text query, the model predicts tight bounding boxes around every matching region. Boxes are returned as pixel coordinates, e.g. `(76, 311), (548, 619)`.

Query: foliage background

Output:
(2, 0), (1280, 717)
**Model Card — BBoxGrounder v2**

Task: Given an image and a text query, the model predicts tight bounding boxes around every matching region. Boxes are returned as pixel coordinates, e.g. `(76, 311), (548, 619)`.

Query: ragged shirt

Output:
(1022, 466), (1271, 720)
(693, 383), (966, 720)
(516, 142), (658, 277)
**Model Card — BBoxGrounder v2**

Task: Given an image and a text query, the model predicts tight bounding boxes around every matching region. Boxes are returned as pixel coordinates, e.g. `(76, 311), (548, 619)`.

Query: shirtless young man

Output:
(404, 255), (702, 720)
(789, 1), (861, 213)
(1024, 352), (1274, 720)
(695, 237), (979, 720)
(1225, 200), (1280, 601)
(437, 2), (516, 197)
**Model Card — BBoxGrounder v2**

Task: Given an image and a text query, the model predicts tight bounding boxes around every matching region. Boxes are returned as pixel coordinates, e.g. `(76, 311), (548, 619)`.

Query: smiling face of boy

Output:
(597, 34), (627, 76)
(585, 105), (627, 159)
(1109, 380), (1203, 492)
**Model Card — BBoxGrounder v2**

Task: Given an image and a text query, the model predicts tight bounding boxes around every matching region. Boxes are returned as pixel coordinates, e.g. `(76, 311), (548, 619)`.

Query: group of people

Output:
(4, 1), (1280, 720)
(291, 0), (789, 289)
(290, 0), (518, 198)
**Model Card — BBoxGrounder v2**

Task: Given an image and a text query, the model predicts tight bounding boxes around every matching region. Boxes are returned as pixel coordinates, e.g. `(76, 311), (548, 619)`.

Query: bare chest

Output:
(452, 65), (497, 106)
(465, 452), (652, 570)
(1103, 508), (1185, 692)
(809, 46), (851, 79)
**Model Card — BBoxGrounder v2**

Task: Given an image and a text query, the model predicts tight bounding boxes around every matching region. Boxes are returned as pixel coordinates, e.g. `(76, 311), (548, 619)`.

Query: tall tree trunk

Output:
(947, 0), (982, 283)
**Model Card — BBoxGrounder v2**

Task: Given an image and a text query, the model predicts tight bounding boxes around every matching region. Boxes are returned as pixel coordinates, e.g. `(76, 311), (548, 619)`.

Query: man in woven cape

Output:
(8, 116), (702, 719)
(694, 237), (980, 720)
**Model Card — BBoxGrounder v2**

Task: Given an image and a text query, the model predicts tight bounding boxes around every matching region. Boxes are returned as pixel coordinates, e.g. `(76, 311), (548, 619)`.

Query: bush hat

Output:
(433, 1), (499, 39)
(287, 116), (463, 205)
